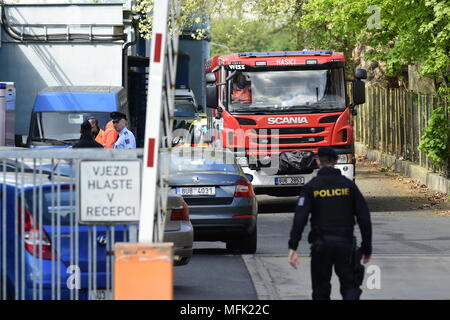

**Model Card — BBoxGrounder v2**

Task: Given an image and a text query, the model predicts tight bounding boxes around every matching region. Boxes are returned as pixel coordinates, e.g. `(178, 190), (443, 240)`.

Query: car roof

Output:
(0, 172), (73, 189)
(165, 147), (236, 162)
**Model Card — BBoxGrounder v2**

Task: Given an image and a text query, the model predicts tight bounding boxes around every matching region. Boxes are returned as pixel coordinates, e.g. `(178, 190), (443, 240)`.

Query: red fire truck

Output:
(204, 51), (367, 196)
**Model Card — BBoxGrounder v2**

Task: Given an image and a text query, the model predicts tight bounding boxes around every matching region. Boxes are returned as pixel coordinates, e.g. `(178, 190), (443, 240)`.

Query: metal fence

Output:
(354, 87), (449, 176)
(0, 148), (143, 300)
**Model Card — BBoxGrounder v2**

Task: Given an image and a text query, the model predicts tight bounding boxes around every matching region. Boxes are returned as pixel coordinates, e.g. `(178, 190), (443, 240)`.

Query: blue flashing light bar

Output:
(238, 51), (333, 57)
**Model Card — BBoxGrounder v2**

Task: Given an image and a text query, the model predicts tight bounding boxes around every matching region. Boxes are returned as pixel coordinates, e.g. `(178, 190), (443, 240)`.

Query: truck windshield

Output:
(30, 111), (111, 143)
(228, 68), (345, 113)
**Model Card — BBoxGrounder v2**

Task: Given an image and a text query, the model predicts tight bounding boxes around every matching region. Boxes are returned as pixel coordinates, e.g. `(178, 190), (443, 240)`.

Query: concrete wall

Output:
(0, 2), (124, 135)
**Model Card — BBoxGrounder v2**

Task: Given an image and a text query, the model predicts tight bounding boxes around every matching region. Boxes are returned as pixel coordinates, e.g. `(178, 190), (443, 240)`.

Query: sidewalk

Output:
(248, 161), (450, 300)
(243, 254), (450, 300)
(356, 142), (449, 195)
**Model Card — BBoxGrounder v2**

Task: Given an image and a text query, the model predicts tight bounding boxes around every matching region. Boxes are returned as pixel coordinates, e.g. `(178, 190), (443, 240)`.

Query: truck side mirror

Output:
(352, 79), (366, 105)
(355, 68), (367, 80)
(206, 72), (216, 83)
(206, 84), (218, 109)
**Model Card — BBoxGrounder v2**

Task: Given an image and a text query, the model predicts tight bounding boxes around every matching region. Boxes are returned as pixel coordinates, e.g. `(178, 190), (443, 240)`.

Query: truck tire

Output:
(238, 226), (257, 254)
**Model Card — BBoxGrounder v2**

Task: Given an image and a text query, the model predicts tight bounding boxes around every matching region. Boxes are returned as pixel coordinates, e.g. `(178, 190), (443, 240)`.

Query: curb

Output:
(241, 255), (280, 300)
(355, 143), (449, 195)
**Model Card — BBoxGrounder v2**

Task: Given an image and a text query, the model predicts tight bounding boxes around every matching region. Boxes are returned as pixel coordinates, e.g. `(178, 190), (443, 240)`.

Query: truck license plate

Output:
(275, 177), (305, 185)
(177, 187), (216, 196)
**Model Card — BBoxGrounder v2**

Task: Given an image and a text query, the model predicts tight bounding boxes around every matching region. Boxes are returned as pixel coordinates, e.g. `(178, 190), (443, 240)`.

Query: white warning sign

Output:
(79, 160), (141, 224)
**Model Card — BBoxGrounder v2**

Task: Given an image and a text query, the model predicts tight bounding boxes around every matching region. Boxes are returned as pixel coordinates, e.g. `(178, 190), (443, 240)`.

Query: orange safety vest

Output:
(94, 129), (105, 146)
(103, 121), (119, 149)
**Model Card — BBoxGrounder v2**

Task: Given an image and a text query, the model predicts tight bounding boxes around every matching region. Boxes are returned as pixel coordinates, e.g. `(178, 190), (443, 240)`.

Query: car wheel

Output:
(238, 226), (257, 254)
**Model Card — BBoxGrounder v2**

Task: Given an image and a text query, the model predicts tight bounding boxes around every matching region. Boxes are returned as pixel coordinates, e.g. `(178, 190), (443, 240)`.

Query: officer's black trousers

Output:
(310, 239), (362, 300)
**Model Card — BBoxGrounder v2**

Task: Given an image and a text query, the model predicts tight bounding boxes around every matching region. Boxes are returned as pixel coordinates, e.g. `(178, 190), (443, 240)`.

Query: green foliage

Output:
(134, 0), (449, 95)
(226, 0), (449, 90)
(300, 0), (449, 89)
(133, 0), (212, 40)
(210, 18), (297, 56)
(418, 106), (450, 169)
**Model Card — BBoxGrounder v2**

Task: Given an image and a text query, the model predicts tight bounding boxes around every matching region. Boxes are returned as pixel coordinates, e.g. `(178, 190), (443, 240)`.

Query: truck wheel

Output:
(238, 226), (257, 254)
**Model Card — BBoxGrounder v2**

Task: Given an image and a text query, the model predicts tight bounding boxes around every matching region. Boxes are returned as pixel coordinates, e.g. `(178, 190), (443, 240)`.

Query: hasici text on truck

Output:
(204, 51), (367, 196)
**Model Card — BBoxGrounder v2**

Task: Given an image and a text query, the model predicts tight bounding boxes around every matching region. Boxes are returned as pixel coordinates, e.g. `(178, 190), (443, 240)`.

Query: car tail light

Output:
(18, 205), (55, 260)
(170, 202), (190, 221)
(234, 180), (255, 198)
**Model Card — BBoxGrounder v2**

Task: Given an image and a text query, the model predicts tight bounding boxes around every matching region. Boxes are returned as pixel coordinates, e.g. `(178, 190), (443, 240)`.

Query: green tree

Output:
(418, 106), (450, 170)
(296, 0), (449, 90)
(210, 17), (297, 56)
(135, 0), (450, 93)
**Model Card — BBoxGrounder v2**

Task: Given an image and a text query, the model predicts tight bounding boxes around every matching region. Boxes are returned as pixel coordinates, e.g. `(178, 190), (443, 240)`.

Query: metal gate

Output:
(139, 0), (179, 244)
(0, 148), (142, 300)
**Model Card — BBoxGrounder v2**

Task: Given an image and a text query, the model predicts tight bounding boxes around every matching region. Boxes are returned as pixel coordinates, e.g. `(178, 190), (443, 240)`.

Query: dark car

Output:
(163, 148), (258, 253)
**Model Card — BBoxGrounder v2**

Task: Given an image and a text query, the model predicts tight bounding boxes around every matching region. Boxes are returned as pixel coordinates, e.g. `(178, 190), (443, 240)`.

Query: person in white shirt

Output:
(112, 112), (136, 149)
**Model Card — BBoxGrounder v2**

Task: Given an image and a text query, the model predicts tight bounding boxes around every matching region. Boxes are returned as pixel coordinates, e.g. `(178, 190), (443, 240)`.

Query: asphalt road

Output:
(174, 161), (450, 300)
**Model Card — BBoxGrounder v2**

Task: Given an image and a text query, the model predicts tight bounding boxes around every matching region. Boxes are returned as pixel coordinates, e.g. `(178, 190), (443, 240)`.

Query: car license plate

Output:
(177, 187), (215, 196)
(275, 177), (305, 185)
(90, 290), (112, 300)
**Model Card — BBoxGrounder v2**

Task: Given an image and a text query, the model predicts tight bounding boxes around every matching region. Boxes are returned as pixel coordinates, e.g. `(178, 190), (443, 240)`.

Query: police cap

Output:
(110, 112), (127, 121)
(318, 146), (338, 159)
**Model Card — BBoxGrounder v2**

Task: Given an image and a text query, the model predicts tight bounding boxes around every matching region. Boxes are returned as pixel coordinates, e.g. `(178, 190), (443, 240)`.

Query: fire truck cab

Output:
(205, 51), (367, 196)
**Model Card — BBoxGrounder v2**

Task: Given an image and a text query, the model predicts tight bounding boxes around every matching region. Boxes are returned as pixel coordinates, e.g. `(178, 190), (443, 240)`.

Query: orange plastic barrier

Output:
(114, 242), (173, 300)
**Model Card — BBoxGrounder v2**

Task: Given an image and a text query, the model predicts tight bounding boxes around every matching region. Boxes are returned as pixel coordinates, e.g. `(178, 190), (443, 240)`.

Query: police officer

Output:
(288, 146), (372, 300)
(111, 112), (136, 149)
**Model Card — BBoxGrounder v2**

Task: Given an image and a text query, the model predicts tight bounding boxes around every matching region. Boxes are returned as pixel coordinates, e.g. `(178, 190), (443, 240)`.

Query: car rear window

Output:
(166, 153), (238, 173)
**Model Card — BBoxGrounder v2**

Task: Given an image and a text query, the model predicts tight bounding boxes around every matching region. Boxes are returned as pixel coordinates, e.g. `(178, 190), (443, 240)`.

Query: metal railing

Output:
(354, 87), (449, 176)
(0, 148), (142, 300)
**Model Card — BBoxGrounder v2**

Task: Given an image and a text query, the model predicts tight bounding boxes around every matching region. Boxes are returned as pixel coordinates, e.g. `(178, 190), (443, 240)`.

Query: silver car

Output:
(164, 194), (194, 266)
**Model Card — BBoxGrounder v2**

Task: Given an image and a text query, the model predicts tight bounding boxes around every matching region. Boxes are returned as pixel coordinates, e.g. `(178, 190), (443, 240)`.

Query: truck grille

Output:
(254, 127), (324, 135)
(251, 137), (324, 144)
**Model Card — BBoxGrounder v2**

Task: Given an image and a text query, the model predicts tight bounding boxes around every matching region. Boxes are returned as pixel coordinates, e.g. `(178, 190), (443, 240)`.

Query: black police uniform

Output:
(288, 152), (372, 300)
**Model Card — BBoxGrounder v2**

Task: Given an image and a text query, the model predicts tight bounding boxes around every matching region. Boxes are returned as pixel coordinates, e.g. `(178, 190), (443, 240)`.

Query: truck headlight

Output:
(236, 157), (249, 166)
(337, 154), (353, 164)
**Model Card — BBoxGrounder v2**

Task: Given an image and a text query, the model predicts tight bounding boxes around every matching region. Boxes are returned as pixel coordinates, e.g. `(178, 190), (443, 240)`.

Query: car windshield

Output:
(30, 111), (111, 142)
(228, 68), (345, 113)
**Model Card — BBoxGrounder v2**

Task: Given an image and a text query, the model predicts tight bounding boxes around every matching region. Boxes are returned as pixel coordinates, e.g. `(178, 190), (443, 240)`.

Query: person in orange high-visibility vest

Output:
(103, 116), (119, 149)
(232, 73), (252, 104)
